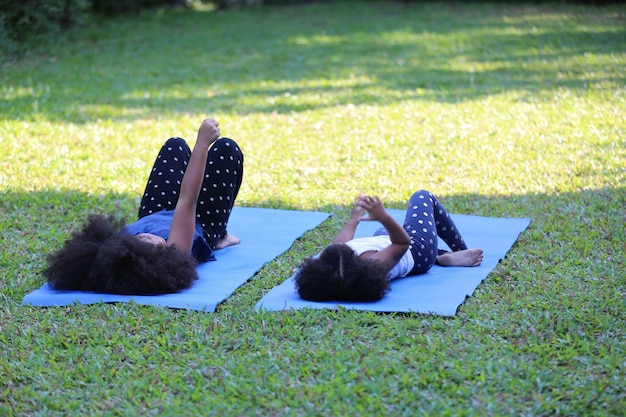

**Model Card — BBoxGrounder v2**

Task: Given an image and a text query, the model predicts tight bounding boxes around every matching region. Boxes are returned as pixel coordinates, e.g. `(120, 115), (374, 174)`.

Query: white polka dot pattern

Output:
(402, 190), (467, 274)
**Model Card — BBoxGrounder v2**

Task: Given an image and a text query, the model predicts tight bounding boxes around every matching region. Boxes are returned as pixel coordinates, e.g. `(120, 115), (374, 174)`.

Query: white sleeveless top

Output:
(345, 235), (414, 280)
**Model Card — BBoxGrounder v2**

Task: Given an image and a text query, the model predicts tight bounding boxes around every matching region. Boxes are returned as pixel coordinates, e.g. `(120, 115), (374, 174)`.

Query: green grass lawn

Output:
(1, 0), (625, 414)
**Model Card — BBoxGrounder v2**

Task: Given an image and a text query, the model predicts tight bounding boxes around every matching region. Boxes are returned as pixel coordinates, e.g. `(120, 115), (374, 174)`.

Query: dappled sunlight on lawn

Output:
(1, 2), (625, 416)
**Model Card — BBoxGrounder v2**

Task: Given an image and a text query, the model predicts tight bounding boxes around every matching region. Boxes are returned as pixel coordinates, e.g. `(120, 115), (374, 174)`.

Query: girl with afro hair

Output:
(44, 117), (244, 295)
(294, 190), (483, 302)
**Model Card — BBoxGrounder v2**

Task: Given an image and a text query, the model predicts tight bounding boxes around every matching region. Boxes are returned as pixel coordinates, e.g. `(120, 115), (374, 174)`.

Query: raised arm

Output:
(331, 199), (367, 244)
(166, 118), (220, 254)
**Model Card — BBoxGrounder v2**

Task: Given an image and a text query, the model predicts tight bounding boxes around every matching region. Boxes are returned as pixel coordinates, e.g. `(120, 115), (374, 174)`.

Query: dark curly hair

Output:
(43, 214), (198, 295)
(294, 243), (391, 302)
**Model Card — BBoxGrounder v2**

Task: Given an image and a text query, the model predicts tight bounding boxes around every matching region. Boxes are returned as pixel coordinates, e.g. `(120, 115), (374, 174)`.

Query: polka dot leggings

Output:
(404, 190), (468, 275)
(137, 137), (244, 248)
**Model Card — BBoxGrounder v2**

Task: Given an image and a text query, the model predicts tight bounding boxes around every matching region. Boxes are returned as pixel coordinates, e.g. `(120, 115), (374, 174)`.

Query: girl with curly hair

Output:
(44, 118), (244, 295)
(294, 190), (483, 302)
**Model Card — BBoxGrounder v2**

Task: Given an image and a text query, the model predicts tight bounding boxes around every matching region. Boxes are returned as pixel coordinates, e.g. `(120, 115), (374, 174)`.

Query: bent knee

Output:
(212, 137), (244, 159)
(164, 137), (187, 147)
(410, 189), (433, 200)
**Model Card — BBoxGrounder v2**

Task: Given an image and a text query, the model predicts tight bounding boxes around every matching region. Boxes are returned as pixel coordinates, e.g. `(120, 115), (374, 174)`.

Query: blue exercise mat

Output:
(255, 211), (530, 316)
(22, 207), (330, 312)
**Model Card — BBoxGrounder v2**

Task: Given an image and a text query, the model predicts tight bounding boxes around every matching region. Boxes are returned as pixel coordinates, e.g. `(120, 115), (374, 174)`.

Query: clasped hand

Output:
(351, 195), (388, 222)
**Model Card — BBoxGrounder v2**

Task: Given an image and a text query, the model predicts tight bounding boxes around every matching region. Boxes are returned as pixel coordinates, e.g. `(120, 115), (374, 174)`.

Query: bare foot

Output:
(215, 234), (241, 250)
(436, 249), (483, 267)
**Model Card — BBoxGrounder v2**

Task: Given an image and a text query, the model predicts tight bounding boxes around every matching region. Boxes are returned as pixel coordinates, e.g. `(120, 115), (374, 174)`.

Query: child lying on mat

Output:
(44, 118), (244, 295)
(294, 190), (483, 302)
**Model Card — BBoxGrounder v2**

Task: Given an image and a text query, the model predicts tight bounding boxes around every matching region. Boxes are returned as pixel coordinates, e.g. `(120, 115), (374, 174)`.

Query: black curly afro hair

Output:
(294, 243), (391, 302)
(43, 214), (198, 295)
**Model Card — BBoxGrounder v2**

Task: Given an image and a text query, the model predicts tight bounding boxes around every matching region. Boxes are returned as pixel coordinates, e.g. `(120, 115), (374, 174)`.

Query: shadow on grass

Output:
(0, 189), (138, 237)
(2, 184), (622, 248)
(1, 2), (623, 122)
(0, 189), (323, 231)
(2, 185), (623, 304)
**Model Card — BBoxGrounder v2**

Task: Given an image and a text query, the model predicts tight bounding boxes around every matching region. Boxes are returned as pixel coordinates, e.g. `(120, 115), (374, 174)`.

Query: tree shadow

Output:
(324, 185), (623, 225)
(2, 184), (623, 303)
(3, 184), (621, 245)
(2, 2), (623, 123)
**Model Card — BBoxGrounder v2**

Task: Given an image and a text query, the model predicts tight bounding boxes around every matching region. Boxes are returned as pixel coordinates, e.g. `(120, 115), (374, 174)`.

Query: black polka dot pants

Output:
(137, 137), (244, 248)
(404, 190), (468, 275)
